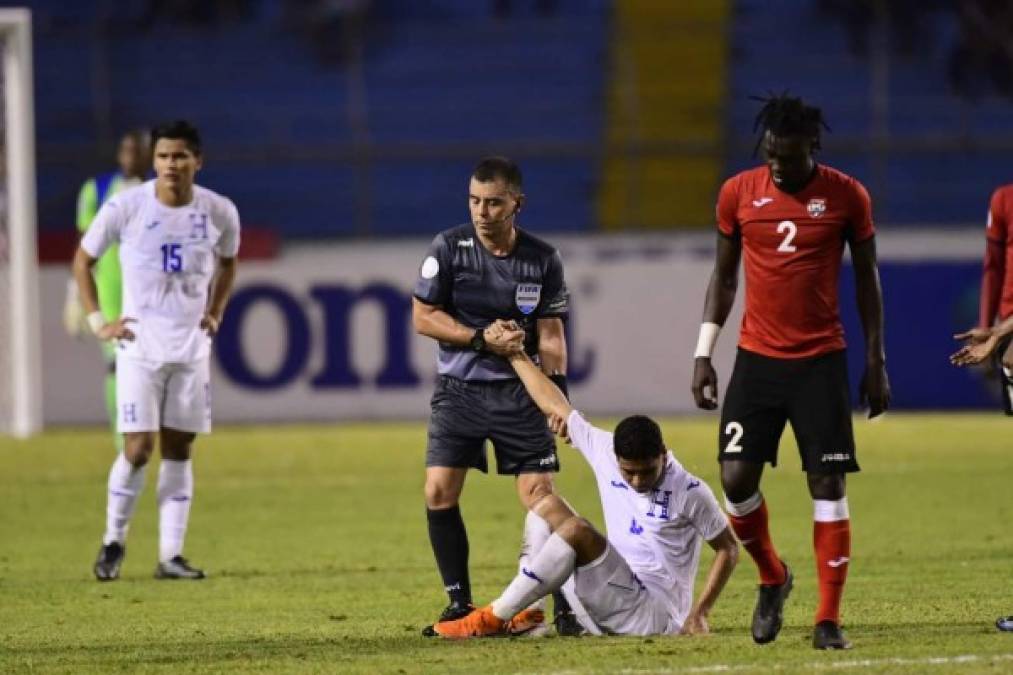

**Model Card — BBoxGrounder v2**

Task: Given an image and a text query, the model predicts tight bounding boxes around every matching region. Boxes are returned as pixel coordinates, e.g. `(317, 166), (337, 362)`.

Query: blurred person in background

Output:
(63, 130), (151, 454)
(949, 0), (1013, 99)
(73, 120), (240, 582)
(953, 184), (1013, 414)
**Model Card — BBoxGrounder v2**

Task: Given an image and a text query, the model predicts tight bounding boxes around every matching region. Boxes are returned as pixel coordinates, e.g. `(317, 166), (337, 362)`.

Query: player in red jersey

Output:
(952, 185), (1013, 414)
(690, 95), (890, 650)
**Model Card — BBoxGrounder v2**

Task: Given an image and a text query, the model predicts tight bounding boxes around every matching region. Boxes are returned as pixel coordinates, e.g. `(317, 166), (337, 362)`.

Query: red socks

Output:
(728, 494), (852, 626)
(813, 501), (851, 625)
(726, 495), (787, 586)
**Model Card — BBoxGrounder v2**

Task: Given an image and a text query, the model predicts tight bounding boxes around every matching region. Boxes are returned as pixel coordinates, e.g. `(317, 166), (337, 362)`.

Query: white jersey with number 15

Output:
(81, 179), (240, 364)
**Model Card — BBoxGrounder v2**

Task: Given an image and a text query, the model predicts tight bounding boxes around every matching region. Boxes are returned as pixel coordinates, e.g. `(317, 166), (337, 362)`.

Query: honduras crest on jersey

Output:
(515, 283), (541, 315)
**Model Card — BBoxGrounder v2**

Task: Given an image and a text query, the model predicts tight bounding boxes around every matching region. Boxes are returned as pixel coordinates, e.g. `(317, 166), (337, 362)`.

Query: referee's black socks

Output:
(426, 505), (471, 607)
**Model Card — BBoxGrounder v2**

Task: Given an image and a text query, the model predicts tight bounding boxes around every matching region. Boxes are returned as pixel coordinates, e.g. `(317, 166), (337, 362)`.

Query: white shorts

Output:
(116, 355), (212, 434)
(571, 544), (675, 636)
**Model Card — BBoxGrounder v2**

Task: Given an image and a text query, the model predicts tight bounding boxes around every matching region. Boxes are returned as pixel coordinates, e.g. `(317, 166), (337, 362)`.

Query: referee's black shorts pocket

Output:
(487, 381), (558, 475)
(426, 377), (488, 472)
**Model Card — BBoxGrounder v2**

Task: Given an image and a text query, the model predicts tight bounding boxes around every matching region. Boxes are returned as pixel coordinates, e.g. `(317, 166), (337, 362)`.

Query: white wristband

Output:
(694, 322), (721, 359)
(86, 311), (106, 335)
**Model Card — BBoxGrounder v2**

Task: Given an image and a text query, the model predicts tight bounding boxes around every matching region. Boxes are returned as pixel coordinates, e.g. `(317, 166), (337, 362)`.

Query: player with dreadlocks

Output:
(690, 93), (890, 649)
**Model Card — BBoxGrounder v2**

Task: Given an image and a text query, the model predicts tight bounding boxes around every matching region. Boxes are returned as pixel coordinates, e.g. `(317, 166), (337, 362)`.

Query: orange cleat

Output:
(507, 607), (548, 637)
(432, 605), (508, 639)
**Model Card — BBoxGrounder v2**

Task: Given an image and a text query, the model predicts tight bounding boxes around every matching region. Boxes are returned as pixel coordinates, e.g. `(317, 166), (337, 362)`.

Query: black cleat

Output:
(154, 556), (205, 580)
(813, 620), (852, 649)
(751, 562), (793, 644)
(93, 542), (125, 581)
(553, 610), (587, 637)
(421, 600), (474, 637)
(997, 616), (1013, 632)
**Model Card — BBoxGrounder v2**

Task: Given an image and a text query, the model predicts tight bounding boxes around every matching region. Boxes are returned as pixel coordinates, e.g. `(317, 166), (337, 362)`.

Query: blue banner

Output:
(840, 262), (1004, 410)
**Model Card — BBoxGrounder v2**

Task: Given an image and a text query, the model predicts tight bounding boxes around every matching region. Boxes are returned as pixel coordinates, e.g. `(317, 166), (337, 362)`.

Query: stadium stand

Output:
(32, 0), (609, 239)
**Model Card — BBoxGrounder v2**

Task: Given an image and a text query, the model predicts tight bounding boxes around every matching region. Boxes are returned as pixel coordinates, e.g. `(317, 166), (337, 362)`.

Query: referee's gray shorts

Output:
(426, 376), (559, 475)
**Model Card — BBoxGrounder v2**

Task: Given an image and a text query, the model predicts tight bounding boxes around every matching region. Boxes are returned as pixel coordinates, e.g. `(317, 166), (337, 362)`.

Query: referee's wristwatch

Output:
(469, 328), (486, 353)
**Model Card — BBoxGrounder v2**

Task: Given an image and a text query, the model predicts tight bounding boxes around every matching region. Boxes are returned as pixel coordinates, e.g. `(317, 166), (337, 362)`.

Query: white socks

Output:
(813, 497), (850, 522)
(492, 532), (576, 620)
(102, 454), (195, 562)
(157, 459), (193, 562)
(103, 453), (147, 545)
(518, 511), (552, 612)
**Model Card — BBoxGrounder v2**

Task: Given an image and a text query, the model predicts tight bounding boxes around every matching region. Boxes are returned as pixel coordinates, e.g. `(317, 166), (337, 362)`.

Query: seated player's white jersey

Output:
(81, 180), (240, 363)
(566, 410), (728, 630)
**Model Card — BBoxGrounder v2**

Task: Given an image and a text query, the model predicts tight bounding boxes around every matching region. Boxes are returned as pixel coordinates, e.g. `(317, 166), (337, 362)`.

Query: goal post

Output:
(0, 8), (40, 437)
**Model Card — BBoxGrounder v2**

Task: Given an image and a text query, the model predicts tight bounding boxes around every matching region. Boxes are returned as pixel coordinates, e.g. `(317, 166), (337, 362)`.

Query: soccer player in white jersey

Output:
(431, 324), (738, 638)
(72, 120), (240, 581)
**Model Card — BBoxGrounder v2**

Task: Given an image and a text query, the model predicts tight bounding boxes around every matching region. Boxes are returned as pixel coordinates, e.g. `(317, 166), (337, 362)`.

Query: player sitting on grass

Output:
(429, 322), (738, 638)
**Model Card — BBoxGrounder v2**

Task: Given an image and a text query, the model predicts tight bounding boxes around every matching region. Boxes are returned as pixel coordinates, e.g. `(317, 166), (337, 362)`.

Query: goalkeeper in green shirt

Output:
(63, 130), (150, 452)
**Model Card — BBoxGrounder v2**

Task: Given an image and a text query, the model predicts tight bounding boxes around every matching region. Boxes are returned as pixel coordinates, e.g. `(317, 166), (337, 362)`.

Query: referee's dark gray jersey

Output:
(413, 224), (569, 381)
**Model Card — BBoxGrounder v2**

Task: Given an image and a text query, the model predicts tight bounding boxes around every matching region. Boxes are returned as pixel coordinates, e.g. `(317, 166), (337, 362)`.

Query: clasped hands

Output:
(482, 319), (569, 440)
(482, 319), (525, 356)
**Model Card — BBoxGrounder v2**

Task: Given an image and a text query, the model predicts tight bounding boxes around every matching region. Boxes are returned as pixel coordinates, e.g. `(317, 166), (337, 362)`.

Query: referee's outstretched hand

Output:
(691, 357), (719, 410)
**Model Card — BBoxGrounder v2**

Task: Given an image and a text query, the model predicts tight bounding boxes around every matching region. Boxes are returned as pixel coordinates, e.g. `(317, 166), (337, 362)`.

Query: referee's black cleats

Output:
(154, 556), (205, 580)
(751, 562), (793, 644)
(554, 610), (587, 637)
(422, 600), (474, 637)
(813, 620), (852, 649)
(93, 542), (125, 581)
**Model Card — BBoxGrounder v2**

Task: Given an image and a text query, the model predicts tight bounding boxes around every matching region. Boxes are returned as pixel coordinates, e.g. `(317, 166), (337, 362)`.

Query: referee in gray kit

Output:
(412, 156), (579, 634)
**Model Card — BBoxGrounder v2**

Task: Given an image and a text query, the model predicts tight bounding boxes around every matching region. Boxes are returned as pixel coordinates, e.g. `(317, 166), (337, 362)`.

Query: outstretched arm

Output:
(681, 527), (738, 636)
(951, 313), (1013, 366)
(508, 351), (573, 421)
(850, 236), (890, 418)
(412, 299), (523, 355)
(691, 234), (741, 410)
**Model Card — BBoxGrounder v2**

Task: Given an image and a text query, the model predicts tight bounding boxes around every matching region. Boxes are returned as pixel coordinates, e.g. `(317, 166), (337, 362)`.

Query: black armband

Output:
(549, 373), (569, 400)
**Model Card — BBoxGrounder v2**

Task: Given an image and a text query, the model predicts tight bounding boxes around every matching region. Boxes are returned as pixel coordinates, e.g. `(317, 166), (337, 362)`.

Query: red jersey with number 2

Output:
(716, 164), (875, 359)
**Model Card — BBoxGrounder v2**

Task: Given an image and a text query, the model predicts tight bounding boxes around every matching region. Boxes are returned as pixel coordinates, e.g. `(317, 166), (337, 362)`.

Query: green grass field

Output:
(1, 414), (1011, 673)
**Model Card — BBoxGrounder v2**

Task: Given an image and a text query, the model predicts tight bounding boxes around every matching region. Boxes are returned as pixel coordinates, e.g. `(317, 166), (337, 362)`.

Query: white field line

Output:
(517, 652), (1013, 675)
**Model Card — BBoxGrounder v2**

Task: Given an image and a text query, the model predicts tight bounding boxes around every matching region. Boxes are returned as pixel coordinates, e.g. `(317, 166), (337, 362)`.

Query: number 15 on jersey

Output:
(161, 243), (182, 272)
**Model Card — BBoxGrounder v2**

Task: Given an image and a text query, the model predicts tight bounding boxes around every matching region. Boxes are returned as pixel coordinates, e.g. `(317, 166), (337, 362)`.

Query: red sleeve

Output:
(986, 188), (1008, 243)
(847, 179), (875, 243)
(980, 189), (1007, 326)
(716, 177), (739, 237)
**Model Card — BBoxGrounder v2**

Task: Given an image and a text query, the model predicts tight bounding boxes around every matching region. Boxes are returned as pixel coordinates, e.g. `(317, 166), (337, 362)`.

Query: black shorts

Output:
(998, 337), (1012, 416)
(426, 376), (559, 475)
(719, 348), (859, 474)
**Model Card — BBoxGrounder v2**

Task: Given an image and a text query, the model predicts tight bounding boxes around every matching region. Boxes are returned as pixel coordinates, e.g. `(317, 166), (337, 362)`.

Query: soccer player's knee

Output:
(160, 430), (195, 460)
(423, 479), (459, 509)
(720, 463), (760, 503)
(123, 434), (155, 466)
(807, 472), (845, 500)
(557, 516), (594, 544)
(518, 474), (554, 509)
